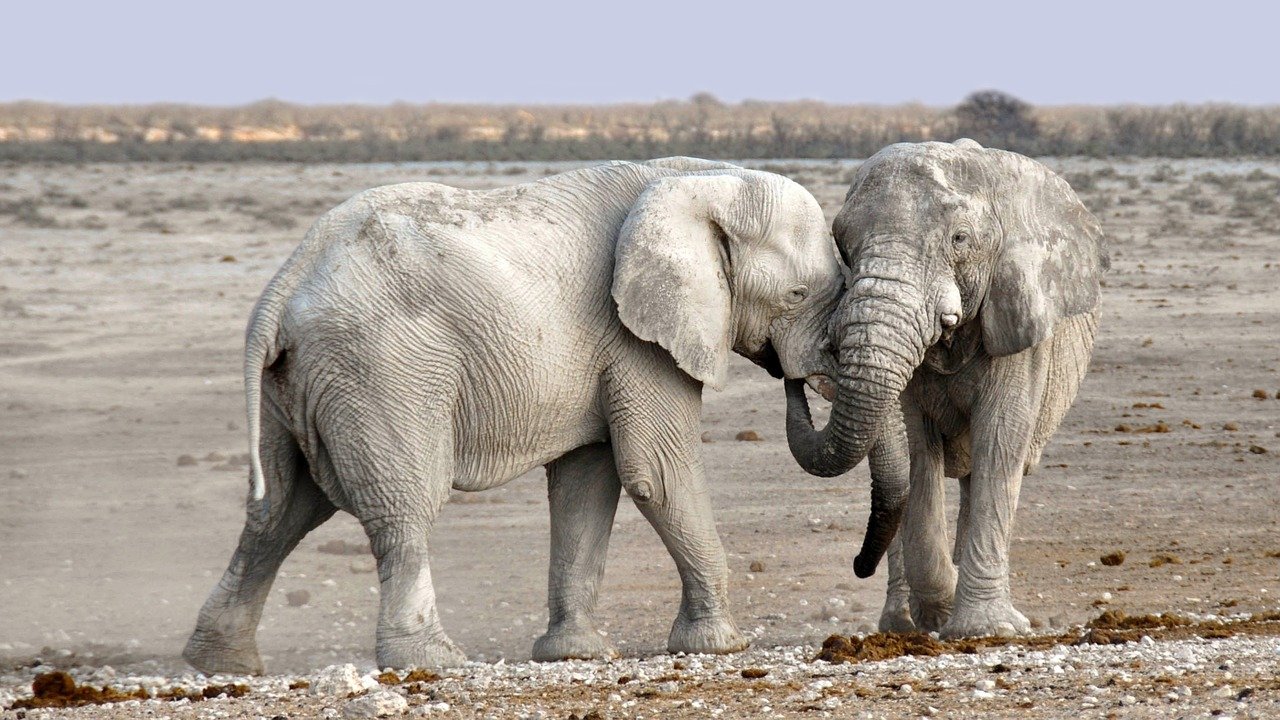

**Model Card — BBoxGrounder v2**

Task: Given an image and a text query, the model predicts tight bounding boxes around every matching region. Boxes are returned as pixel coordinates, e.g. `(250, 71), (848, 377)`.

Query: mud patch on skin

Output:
(815, 610), (1280, 664)
(11, 671), (249, 709)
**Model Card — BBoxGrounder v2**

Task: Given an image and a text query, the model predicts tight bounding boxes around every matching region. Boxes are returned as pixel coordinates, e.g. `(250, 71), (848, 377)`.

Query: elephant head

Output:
(785, 140), (1109, 576)
(612, 167), (844, 391)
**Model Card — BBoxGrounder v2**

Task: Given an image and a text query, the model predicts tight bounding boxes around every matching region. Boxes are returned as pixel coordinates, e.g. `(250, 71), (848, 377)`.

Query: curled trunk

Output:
(785, 292), (929, 576)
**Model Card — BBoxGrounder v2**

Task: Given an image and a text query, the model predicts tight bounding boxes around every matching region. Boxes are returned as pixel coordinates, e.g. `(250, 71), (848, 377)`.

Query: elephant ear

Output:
(980, 152), (1110, 357)
(613, 175), (740, 390)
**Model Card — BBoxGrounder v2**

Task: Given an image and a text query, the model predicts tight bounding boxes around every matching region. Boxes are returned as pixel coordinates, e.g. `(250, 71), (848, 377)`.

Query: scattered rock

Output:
(1249, 445), (1268, 454)
(1252, 389), (1269, 399)
(286, 589), (311, 607)
(735, 430), (762, 442)
(749, 560), (766, 573)
(700, 431), (714, 443)
(220, 255), (237, 263)
(203, 451), (227, 462)
(343, 689), (407, 718)
(1100, 551), (1126, 566)
(310, 664), (366, 696)
(741, 667), (768, 679)
(176, 455), (197, 467)
(1223, 422), (1240, 431)
(1149, 553), (1183, 567)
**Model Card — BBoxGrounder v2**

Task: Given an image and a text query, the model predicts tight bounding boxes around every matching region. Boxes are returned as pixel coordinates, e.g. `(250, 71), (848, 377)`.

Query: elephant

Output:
(183, 157), (845, 674)
(785, 140), (1108, 637)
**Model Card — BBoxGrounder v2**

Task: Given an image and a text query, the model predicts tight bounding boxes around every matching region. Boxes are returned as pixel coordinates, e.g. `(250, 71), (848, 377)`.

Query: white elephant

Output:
(785, 140), (1108, 637)
(184, 157), (845, 674)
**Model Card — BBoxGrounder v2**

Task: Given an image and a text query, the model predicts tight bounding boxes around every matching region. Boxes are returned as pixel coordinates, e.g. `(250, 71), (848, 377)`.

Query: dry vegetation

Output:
(2, 92), (1280, 162)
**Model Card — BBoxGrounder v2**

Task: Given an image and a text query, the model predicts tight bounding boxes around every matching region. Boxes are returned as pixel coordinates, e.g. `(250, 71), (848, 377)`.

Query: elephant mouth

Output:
(746, 340), (785, 379)
(805, 373), (837, 402)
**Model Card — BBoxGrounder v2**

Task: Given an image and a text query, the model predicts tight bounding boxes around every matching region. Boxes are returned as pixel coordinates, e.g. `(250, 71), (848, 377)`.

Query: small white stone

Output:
(310, 664), (365, 696)
(973, 689), (995, 699)
(343, 690), (410, 718)
(1120, 694), (1137, 706)
(974, 679), (996, 692)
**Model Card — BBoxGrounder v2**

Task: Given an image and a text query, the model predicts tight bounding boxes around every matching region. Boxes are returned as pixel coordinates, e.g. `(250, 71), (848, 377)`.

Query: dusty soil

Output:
(1, 158), (1278, 717)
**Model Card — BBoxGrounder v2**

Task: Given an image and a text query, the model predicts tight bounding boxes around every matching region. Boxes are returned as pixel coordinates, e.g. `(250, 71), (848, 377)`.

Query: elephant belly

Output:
(448, 371), (610, 492)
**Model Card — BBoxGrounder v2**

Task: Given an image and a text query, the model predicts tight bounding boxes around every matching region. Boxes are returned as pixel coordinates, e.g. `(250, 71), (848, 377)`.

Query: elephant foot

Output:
(939, 598), (1030, 639)
(532, 624), (618, 662)
(909, 592), (954, 633)
(376, 632), (467, 670)
(183, 629), (264, 676)
(668, 613), (748, 655)
(877, 595), (917, 634)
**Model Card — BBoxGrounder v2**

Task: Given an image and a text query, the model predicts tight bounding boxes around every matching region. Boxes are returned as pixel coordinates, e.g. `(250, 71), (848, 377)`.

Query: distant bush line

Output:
(2, 93), (1280, 162)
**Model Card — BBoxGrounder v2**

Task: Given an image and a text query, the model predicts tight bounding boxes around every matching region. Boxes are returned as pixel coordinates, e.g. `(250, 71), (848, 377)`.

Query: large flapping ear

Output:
(980, 151), (1110, 357)
(613, 175), (743, 390)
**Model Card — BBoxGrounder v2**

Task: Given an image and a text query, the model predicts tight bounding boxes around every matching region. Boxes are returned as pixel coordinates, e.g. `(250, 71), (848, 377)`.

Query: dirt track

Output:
(1, 158), (1278, 717)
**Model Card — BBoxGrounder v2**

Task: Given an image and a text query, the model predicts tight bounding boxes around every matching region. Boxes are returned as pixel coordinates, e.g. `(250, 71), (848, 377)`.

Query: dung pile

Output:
(816, 632), (945, 664)
(9, 670), (250, 710)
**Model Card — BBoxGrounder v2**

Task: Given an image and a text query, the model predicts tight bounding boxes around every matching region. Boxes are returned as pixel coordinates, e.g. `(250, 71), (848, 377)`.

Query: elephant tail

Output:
(244, 285), (287, 505)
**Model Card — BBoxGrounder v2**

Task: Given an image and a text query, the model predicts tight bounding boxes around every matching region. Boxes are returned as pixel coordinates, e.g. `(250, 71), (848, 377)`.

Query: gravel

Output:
(3, 626), (1278, 719)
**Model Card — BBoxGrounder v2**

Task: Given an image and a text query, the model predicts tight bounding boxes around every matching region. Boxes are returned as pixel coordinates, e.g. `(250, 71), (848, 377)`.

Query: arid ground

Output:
(1, 158), (1278, 717)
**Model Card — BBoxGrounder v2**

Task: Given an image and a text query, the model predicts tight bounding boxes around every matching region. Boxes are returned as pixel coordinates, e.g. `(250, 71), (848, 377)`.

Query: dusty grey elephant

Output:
(785, 140), (1108, 637)
(183, 157), (844, 674)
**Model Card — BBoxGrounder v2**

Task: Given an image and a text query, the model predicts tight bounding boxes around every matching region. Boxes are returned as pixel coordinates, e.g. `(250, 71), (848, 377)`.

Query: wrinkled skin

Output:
(786, 140), (1108, 638)
(184, 157), (844, 674)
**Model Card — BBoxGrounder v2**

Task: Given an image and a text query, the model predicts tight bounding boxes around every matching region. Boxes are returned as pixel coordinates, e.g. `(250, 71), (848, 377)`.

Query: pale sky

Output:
(6, 0), (1278, 106)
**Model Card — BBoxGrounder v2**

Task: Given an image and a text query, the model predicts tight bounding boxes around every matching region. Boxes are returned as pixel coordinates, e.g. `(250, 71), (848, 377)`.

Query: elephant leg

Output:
(532, 443), (622, 661)
(629, 471), (746, 656)
(901, 411), (957, 633)
(185, 413), (336, 675)
(877, 533), (916, 633)
(327, 404), (465, 670)
(607, 369), (746, 656)
(942, 364), (1040, 639)
(953, 473), (972, 566)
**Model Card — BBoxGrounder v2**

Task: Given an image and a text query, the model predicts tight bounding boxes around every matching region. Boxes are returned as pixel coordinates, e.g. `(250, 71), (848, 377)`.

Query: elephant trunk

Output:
(785, 284), (932, 575)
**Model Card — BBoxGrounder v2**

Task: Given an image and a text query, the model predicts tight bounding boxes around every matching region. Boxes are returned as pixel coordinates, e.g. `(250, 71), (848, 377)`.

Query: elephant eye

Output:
(787, 286), (809, 303)
(952, 231), (970, 245)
